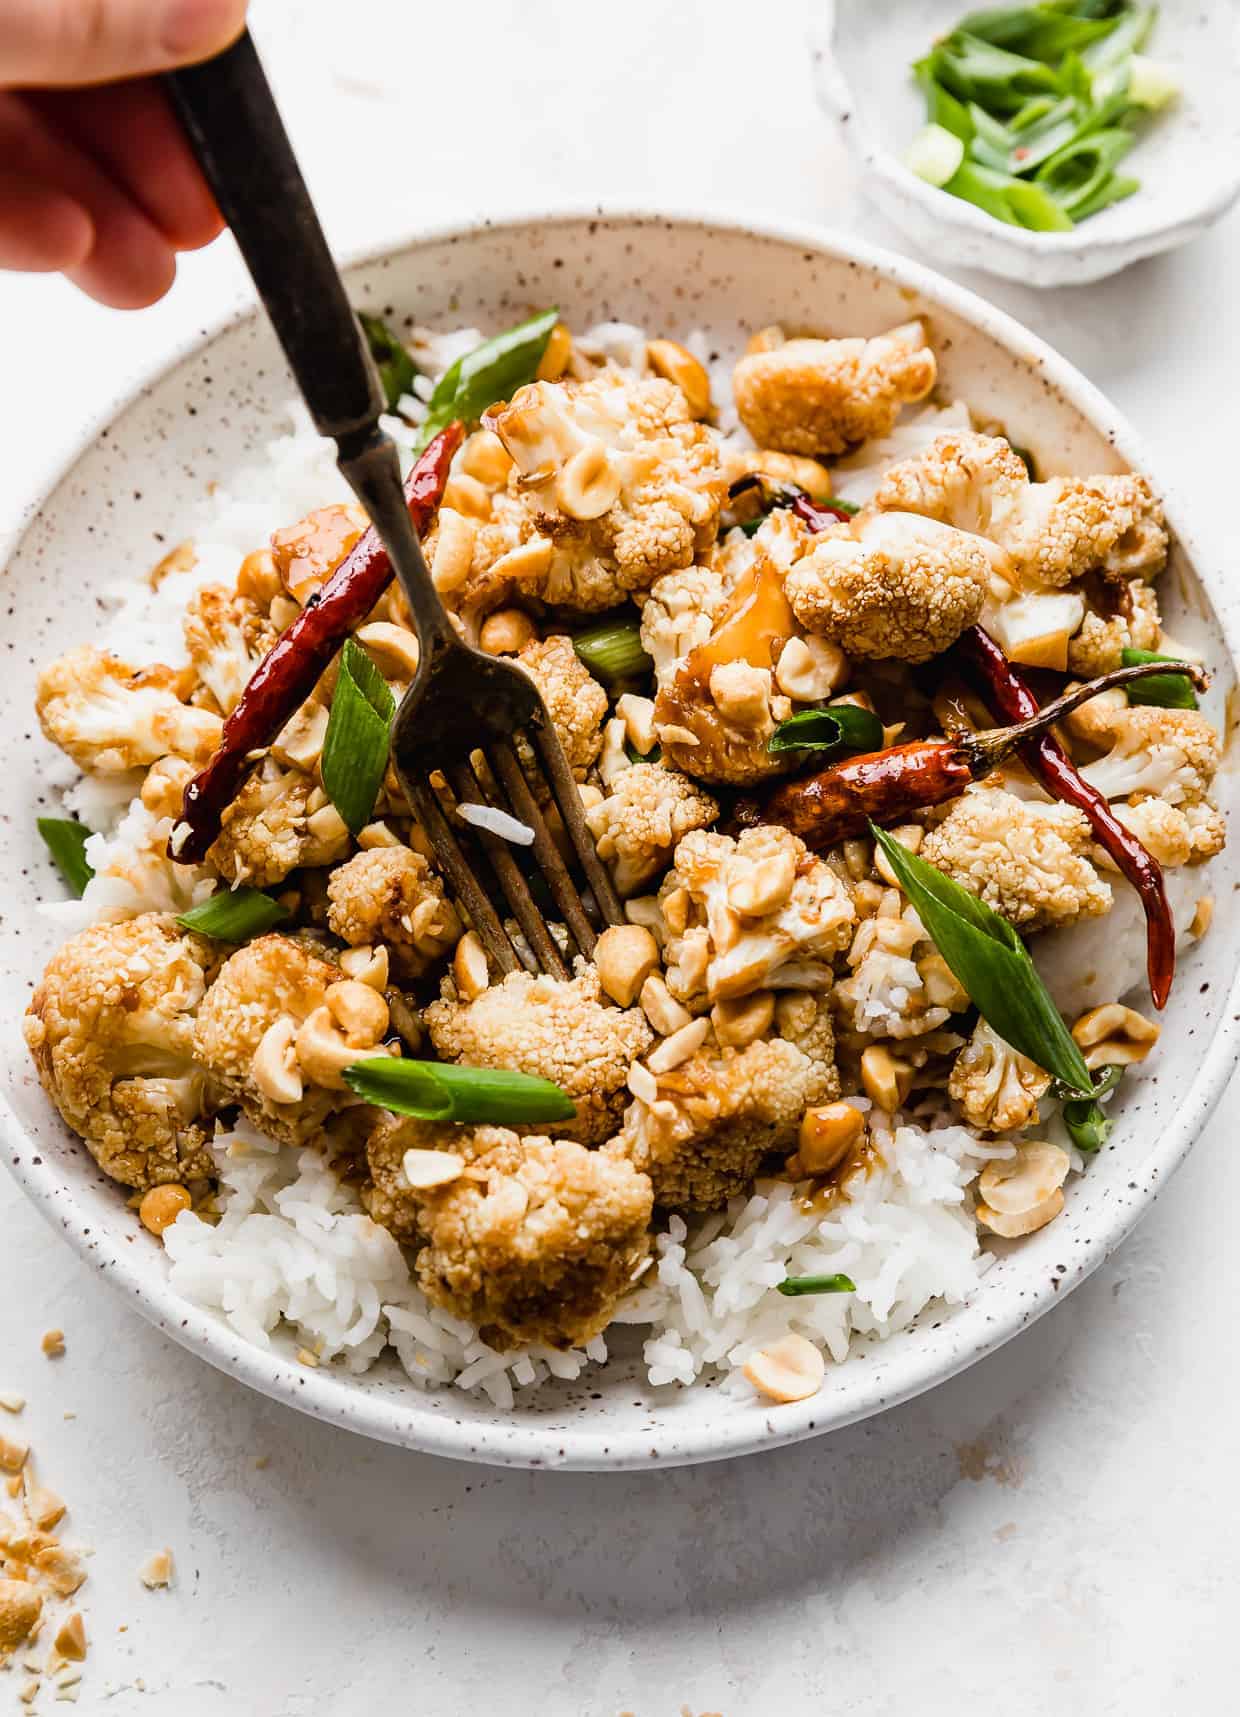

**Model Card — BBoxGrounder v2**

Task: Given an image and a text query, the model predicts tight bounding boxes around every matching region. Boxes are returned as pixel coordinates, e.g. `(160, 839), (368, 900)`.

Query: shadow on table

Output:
(185, 1271), (1085, 1626)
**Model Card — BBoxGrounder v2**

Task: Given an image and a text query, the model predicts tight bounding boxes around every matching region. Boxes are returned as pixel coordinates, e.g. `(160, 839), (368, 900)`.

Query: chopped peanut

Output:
(138, 1184), (192, 1238)
(743, 1333), (826, 1404)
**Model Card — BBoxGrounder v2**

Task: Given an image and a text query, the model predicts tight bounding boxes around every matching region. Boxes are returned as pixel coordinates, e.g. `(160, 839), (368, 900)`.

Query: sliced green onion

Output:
(958, 5), (1126, 61)
(343, 1058), (576, 1125)
(358, 311), (416, 412)
(1004, 178), (1077, 230)
(321, 637), (395, 837)
(870, 823), (1093, 1095)
(37, 818), (94, 897)
(936, 31), (1063, 111)
(768, 704), (885, 758)
(413, 307), (559, 454)
(625, 737), (662, 766)
(826, 496), (860, 517)
(1037, 127), (1135, 214)
(905, 122), (967, 186)
(1068, 170), (1139, 221)
(967, 100), (1018, 171)
(177, 886), (290, 941)
(913, 55), (976, 143)
(1062, 1063), (1124, 1154)
(1120, 647), (1199, 709)
(942, 160), (1024, 224)
(1126, 52), (1180, 109)
(572, 617), (653, 690)
(776, 1273), (857, 1297)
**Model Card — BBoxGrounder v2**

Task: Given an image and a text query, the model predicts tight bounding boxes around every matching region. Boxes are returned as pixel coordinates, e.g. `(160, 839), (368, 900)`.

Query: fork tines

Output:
(405, 728), (622, 981)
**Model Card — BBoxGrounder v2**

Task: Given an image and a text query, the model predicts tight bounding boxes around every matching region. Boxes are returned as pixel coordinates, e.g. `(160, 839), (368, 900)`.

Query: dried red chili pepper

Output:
(732, 660), (1205, 896)
(169, 421), (464, 864)
(955, 624), (1188, 1010)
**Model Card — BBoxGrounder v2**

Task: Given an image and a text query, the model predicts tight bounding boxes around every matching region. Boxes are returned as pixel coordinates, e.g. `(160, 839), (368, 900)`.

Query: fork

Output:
(165, 32), (622, 979)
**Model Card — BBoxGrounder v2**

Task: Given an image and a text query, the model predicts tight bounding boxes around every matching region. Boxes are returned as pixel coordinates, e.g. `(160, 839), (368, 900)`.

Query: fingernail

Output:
(161, 0), (248, 60)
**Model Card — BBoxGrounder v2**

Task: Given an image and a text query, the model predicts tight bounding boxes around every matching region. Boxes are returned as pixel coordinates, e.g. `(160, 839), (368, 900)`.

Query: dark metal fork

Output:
(165, 32), (622, 978)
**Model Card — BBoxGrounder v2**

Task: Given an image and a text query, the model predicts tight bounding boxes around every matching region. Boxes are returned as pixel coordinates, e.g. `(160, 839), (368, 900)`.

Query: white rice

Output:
(35, 322), (1073, 1407)
(457, 802), (535, 846)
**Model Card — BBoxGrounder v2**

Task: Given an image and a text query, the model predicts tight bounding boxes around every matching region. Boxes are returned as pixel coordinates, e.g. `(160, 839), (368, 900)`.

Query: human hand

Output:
(1, 0), (249, 307)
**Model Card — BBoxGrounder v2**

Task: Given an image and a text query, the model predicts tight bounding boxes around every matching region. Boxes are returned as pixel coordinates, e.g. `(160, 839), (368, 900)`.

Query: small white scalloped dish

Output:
(813, 0), (1240, 286)
(2, 212), (1237, 1469)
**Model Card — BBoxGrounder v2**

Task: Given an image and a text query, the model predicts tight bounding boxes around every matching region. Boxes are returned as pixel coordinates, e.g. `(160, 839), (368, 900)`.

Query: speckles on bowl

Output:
(1, 211), (1238, 1471)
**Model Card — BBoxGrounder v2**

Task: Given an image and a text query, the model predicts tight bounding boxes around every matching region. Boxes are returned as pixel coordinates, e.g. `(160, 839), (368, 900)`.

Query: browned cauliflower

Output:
(640, 561), (731, 686)
(585, 762), (720, 896)
(183, 585), (279, 716)
(1113, 796), (1226, 865)
(921, 787), (1112, 931)
(732, 321), (937, 455)
(872, 431), (1168, 589)
(205, 759), (351, 887)
(474, 373), (726, 612)
(1066, 581), (1161, 677)
(516, 634), (607, 775)
(192, 933), (391, 1145)
(326, 846), (461, 981)
(424, 963), (653, 1146)
(948, 1019), (1051, 1134)
(834, 897), (969, 1041)
(658, 825), (855, 1004)
(381, 1124), (653, 1350)
(24, 914), (216, 1191)
(785, 511), (993, 663)
(615, 993), (839, 1210)
(1066, 693), (1221, 807)
(651, 551), (803, 787)
(36, 645), (222, 774)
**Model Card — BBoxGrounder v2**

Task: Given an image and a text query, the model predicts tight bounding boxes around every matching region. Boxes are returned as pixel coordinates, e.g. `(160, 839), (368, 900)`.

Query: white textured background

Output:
(1, 2), (1237, 1711)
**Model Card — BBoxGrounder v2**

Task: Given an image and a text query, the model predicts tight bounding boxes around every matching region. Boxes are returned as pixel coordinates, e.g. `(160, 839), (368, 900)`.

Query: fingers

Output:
(30, 83), (223, 252)
(0, 92), (176, 307)
(0, 0), (249, 89)
(0, 171), (93, 273)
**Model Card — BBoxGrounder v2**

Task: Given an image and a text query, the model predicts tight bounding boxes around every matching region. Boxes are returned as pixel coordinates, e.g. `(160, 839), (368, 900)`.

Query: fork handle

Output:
(164, 31), (384, 448)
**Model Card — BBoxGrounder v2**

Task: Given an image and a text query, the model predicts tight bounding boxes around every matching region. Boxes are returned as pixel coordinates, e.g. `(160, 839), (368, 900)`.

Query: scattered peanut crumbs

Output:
(139, 1549), (174, 1590)
(0, 1435), (29, 1474)
(53, 1611), (86, 1663)
(41, 1331), (66, 1360)
(0, 1394), (25, 1415)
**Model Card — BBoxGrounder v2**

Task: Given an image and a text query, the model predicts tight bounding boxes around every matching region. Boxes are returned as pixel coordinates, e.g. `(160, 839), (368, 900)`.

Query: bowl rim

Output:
(4, 204), (1238, 1471)
(814, 0), (1240, 257)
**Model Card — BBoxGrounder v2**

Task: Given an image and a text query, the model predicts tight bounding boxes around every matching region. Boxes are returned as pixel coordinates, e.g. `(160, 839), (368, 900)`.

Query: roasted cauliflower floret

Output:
(834, 896), (968, 1041)
(516, 634), (607, 775)
(585, 762), (719, 895)
(193, 933), (377, 1145)
(183, 585), (279, 716)
(1113, 796), (1226, 865)
(733, 321), (936, 456)
(1067, 693), (1221, 806)
(374, 1124), (652, 1350)
(785, 511), (993, 663)
(650, 551), (804, 787)
(24, 914), (216, 1190)
(36, 645), (222, 774)
(326, 846), (461, 981)
(425, 963), (653, 1146)
(641, 562), (729, 688)
(616, 992), (839, 1210)
(658, 825), (855, 1004)
(948, 1019), (1051, 1134)
(206, 758), (351, 887)
(1066, 581), (1161, 677)
(872, 430), (1168, 589)
(477, 373), (726, 612)
(921, 787), (1112, 932)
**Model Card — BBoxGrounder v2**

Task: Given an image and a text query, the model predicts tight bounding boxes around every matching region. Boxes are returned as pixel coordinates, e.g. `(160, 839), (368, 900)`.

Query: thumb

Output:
(0, 0), (249, 89)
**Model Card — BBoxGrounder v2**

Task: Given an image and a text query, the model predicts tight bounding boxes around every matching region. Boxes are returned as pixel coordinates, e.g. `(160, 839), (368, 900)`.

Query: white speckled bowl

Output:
(813, 0), (1240, 286)
(2, 212), (1237, 1469)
